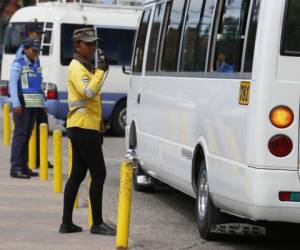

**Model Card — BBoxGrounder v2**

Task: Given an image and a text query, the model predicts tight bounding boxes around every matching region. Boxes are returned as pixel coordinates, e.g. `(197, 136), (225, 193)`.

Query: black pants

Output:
(62, 127), (106, 225)
(10, 108), (39, 172)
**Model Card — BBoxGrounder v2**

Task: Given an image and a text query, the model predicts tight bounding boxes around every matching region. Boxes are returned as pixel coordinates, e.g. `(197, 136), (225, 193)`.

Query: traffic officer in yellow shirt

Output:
(59, 28), (115, 236)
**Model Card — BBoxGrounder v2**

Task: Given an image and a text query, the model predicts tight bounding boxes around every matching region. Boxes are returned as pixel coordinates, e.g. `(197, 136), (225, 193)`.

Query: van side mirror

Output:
(122, 65), (131, 75)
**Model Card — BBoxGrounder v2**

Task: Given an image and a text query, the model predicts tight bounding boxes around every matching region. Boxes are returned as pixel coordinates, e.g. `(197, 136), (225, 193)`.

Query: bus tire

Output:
(112, 100), (126, 136)
(133, 163), (154, 192)
(196, 159), (219, 240)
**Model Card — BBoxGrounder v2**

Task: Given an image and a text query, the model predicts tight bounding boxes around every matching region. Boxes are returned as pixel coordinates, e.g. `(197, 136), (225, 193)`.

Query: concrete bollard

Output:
(39, 123), (48, 181)
(116, 161), (133, 250)
(3, 103), (10, 146)
(28, 123), (37, 170)
(68, 140), (79, 208)
(53, 130), (62, 193)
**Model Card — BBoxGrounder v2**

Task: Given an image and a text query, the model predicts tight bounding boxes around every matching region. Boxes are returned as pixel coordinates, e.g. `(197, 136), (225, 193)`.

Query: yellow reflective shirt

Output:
(66, 59), (106, 131)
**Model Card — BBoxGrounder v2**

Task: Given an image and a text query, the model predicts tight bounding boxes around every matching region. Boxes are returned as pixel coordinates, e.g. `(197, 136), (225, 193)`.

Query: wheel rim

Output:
(197, 171), (208, 221)
(118, 108), (126, 130)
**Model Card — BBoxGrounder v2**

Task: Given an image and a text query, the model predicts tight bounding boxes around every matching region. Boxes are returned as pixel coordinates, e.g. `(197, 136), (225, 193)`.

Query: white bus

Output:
(126, 0), (300, 239)
(0, 0), (141, 135)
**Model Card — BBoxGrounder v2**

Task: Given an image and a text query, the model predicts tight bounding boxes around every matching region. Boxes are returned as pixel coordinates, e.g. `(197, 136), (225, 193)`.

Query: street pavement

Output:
(0, 111), (117, 250)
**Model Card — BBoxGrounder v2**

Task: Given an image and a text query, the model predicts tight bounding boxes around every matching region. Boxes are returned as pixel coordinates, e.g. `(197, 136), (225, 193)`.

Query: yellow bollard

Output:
(116, 161), (133, 250)
(68, 140), (79, 208)
(53, 130), (62, 193)
(88, 196), (93, 227)
(39, 123), (48, 181)
(88, 176), (93, 227)
(3, 103), (10, 146)
(28, 123), (37, 170)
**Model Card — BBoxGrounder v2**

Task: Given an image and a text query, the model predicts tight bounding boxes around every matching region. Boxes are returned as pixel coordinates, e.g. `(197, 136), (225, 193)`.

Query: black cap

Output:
(23, 38), (41, 52)
(73, 28), (98, 43)
(26, 22), (44, 34)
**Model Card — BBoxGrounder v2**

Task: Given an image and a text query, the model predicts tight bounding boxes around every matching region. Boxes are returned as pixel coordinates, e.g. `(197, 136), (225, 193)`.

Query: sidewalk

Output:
(0, 111), (116, 250)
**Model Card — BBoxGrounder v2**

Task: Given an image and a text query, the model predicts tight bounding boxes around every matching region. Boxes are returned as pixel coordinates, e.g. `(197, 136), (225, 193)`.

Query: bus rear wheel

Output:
(196, 159), (220, 240)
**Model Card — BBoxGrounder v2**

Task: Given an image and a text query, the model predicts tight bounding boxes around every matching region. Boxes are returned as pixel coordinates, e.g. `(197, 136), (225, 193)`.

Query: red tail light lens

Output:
(0, 86), (8, 96)
(268, 135), (293, 157)
(0, 80), (9, 96)
(46, 83), (58, 99)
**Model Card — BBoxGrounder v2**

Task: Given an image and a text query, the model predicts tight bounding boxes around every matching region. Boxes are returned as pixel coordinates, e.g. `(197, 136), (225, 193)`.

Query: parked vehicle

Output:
(0, 0), (141, 135)
(126, 0), (300, 239)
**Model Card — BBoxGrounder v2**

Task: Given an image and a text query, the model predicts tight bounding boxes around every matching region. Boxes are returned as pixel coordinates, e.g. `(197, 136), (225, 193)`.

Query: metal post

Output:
(39, 123), (48, 180)
(28, 123), (37, 169)
(116, 160), (133, 249)
(53, 129), (62, 192)
(3, 103), (10, 146)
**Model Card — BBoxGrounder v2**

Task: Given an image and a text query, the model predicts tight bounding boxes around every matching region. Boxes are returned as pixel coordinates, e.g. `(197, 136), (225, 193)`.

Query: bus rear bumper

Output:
(245, 166), (300, 223)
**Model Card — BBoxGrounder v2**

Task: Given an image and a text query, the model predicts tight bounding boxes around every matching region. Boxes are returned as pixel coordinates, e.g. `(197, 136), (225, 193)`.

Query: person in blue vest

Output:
(15, 21), (53, 169)
(9, 37), (45, 178)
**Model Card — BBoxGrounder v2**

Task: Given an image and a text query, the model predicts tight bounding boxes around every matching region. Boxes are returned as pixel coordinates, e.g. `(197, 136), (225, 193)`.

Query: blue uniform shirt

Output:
(9, 52), (42, 108)
(15, 44), (24, 60)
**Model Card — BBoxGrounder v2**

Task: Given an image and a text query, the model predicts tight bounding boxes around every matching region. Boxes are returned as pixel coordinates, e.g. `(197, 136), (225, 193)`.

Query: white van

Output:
(126, 0), (300, 239)
(0, 0), (141, 135)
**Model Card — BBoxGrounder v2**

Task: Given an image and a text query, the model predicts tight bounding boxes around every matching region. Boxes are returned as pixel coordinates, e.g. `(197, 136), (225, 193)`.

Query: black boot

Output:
(59, 223), (83, 233)
(90, 223), (116, 236)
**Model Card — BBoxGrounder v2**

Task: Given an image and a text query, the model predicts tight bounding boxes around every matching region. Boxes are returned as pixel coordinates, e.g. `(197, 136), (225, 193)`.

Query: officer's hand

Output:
(14, 107), (23, 115)
(44, 108), (48, 114)
(97, 49), (109, 71)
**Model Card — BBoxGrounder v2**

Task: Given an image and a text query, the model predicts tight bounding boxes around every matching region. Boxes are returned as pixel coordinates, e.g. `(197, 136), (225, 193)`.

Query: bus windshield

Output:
(282, 0), (300, 56)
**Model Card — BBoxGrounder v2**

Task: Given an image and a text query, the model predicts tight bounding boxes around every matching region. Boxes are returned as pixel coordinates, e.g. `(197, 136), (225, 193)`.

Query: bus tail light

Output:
(279, 192), (300, 202)
(46, 83), (58, 99)
(268, 135), (293, 157)
(270, 106), (293, 128)
(0, 80), (9, 96)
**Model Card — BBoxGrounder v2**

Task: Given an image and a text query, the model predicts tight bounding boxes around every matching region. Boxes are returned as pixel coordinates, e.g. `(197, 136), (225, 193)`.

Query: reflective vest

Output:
(18, 57), (44, 108)
(66, 59), (106, 131)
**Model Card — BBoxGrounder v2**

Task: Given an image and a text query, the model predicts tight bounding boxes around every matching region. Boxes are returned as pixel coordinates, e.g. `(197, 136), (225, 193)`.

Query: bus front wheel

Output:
(112, 101), (126, 136)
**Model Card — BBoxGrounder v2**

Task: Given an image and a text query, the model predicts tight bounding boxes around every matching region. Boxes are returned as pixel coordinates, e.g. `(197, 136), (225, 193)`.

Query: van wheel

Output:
(133, 162), (154, 192)
(112, 101), (126, 136)
(196, 159), (220, 240)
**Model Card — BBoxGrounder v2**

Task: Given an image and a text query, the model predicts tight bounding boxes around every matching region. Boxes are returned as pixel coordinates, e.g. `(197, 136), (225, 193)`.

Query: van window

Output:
(160, 0), (187, 72)
(244, 0), (260, 72)
(281, 0), (300, 56)
(4, 22), (52, 56)
(4, 23), (27, 54)
(60, 23), (93, 66)
(97, 28), (135, 66)
(132, 9), (151, 73)
(146, 3), (165, 72)
(213, 0), (251, 73)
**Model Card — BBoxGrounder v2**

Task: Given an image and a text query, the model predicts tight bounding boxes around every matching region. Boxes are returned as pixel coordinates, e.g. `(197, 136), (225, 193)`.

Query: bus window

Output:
(244, 0), (260, 72)
(213, 0), (251, 73)
(180, 0), (216, 72)
(160, 0), (187, 72)
(281, 0), (300, 56)
(60, 23), (93, 66)
(132, 9), (151, 74)
(97, 28), (135, 66)
(146, 3), (165, 72)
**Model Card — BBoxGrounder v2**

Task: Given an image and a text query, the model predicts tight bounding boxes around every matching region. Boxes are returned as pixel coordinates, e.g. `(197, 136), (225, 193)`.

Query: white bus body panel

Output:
(126, 0), (300, 224)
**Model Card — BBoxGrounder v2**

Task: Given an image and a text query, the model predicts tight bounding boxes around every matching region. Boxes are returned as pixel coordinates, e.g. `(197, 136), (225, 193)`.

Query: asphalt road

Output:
(1, 113), (300, 249)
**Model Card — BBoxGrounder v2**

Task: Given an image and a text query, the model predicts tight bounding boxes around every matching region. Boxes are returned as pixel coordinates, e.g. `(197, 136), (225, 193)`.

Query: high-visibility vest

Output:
(18, 57), (44, 108)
